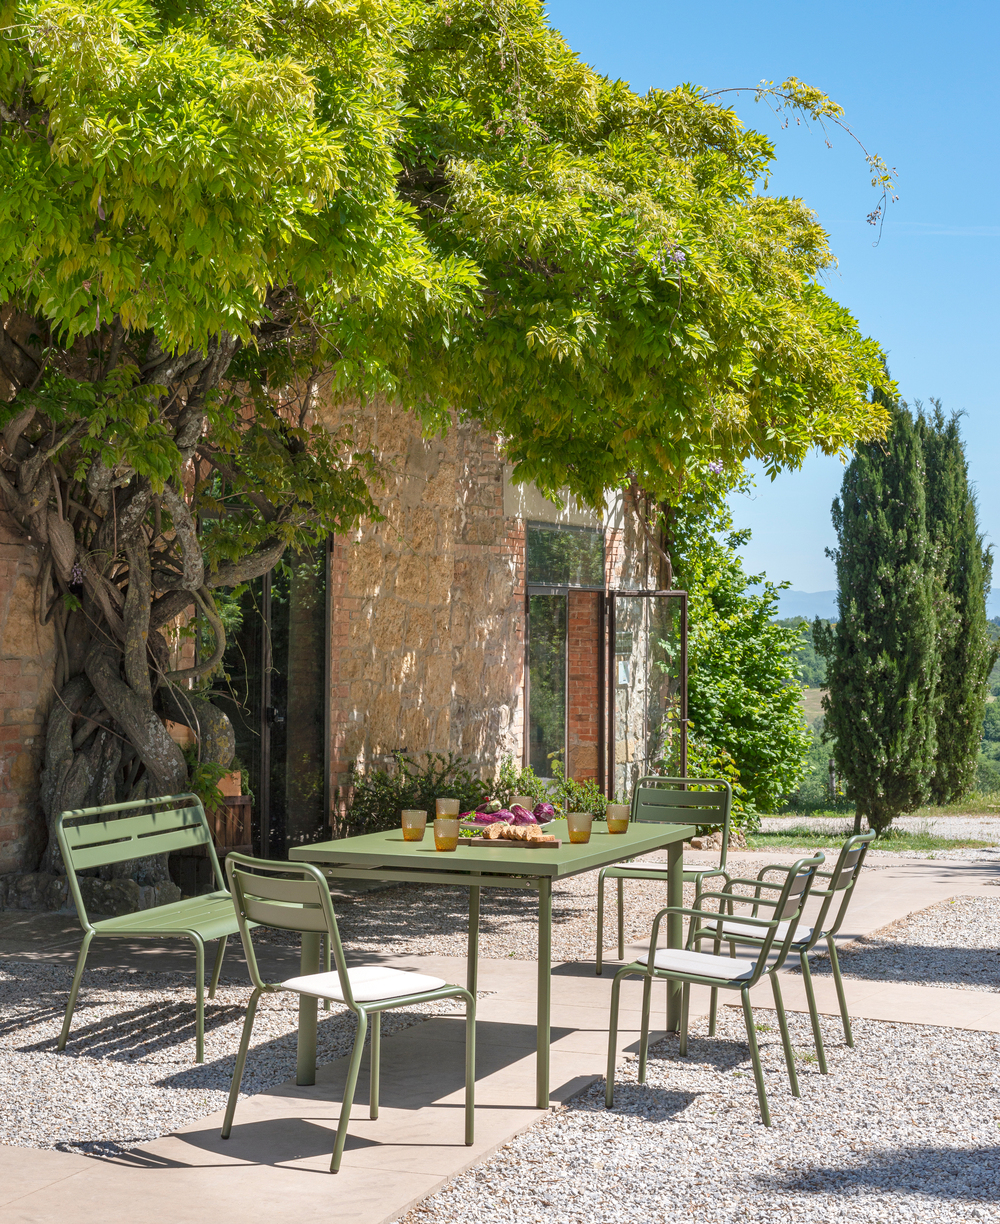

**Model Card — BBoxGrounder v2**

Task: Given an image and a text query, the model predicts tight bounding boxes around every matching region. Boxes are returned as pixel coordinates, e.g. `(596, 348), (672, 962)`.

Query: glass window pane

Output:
(527, 524), (604, 587)
(528, 593), (567, 777)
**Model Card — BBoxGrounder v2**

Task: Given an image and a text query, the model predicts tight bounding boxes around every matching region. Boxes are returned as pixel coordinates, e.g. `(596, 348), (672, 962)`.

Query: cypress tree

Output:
(918, 403), (998, 802)
(816, 400), (940, 835)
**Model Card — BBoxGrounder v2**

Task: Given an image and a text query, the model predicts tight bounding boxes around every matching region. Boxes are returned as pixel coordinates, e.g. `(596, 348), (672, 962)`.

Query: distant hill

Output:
(774, 590), (838, 621)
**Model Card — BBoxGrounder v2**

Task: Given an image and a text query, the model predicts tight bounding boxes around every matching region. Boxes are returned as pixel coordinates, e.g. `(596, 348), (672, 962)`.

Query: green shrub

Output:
(975, 755), (1000, 794)
(347, 752), (488, 835)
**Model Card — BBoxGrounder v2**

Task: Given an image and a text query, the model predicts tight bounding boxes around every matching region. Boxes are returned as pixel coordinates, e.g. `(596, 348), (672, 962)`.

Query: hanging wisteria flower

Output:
(655, 242), (687, 274)
(707, 460), (724, 474)
(70, 563), (83, 585)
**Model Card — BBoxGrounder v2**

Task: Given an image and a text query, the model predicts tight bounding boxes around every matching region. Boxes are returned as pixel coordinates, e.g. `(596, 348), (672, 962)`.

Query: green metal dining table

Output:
(289, 817), (696, 1108)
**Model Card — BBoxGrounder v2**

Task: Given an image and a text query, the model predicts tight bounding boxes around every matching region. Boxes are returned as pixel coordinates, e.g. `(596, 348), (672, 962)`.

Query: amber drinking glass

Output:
(566, 811), (593, 845)
(435, 798), (460, 817)
(605, 804), (630, 834)
(434, 817), (460, 851)
(401, 809), (427, 842)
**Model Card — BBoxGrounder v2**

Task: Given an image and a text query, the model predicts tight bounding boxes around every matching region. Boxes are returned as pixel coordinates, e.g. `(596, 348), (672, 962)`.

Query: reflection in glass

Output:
(270, 550), (327, 852)
(527, 524), (604, 587)
(528, 593), (566, 777)
(612, 593), (685, 799)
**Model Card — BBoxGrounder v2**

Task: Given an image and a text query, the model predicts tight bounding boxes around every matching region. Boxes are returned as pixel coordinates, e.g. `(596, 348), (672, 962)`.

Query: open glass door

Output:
(606, 590), (687, 799)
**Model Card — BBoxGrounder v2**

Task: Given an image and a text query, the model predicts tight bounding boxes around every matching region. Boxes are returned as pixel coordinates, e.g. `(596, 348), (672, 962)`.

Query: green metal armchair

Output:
(605, 852), (825, 1127)
(596, 776), (733, 974)
(222, 853), (476, 1172)
(705, 832), (875, 1071)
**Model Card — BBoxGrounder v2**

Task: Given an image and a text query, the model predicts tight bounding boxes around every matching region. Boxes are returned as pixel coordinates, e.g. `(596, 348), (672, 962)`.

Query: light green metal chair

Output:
(222, 853), (476, 1173)
(706, 832), (875, 1072)
(605, 852), (825, 1127)
(56, 793), (246, 1063)
(596, 776), (732, 974)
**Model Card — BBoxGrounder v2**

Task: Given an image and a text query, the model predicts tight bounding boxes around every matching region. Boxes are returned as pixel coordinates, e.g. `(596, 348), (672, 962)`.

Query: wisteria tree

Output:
(0, 0), (892, 873)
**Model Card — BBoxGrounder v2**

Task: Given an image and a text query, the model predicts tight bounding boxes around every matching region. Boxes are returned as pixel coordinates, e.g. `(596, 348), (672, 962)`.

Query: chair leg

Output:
(369, 1012), (381, 1120)
(799, 950), (829, 1074)
(208, 936), (227, 999)
(827, 936), (854, 1047)
(605, 970), (626, 1107)
(679, 982), (690, 1058)
(596, 869), (606, 975)
(708, 987), (719, 1038)
(192, 934), (206, 1063)
(638, 974), (653, 1083)
(331, 1011), (368, 1173)
(323, 933), (332, 1011)
(464, 991), (476, 1146)
(57, 930), (94, 1051)
(221, 987), (261, 1139)
(740, 988), (771, 1127)
(617, 877), (625, 961)
(770, 973), (800, 1098)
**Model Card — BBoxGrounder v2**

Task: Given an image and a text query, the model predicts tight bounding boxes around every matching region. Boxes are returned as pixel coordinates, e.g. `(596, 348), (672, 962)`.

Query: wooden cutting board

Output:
(464, 836), (561, 848)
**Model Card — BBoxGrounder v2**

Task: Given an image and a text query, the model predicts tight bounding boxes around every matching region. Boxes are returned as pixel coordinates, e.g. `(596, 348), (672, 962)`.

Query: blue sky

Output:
(546, 0), (1000, 597)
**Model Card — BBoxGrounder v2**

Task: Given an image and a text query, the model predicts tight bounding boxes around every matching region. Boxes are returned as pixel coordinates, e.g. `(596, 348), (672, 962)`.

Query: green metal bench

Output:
(55, 792), (249, 1063)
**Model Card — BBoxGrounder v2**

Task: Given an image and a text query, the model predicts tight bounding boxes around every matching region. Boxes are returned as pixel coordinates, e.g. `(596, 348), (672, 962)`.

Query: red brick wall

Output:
(0, 520), (56, 874)
(567, 590), (601, 780)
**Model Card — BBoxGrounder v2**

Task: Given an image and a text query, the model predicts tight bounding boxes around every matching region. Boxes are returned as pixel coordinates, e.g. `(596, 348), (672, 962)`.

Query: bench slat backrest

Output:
(56, 793), (224, 930)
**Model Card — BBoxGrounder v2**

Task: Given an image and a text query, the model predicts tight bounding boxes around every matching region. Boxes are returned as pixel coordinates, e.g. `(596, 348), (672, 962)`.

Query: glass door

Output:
(606, 590), (687, 800)
(210, 545), (330, 856)
(526, 590), (567, 778)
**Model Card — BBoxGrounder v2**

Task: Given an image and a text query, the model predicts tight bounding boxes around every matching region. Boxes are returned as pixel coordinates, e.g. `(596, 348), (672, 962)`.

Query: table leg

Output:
(297, 931), (321, 1086)
(666, 842), (683, 1032)
(467, 885), (480, 997)
(536, 876), (552, 1109)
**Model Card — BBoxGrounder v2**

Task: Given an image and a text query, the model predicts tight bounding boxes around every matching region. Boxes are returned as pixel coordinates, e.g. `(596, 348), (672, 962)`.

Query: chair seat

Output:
(281, 965), (448, 1004)
(604, 863), (716, 879)
(636, 947), (759, 982)
(716, 918), (815, 945)
(91, 891), (245, 941)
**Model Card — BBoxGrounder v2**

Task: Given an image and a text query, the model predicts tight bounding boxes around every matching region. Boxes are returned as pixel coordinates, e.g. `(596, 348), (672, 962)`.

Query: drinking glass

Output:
(401, 809), (427, 842)
(434, 816), (460, 851)
(435, 798), (460, 817)
(510, 794), (535, 811)
(606, 804), (630, 834)
(566, 811), (593, 845)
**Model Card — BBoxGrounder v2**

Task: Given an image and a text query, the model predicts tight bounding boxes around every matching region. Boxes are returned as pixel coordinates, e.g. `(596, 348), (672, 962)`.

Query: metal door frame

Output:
(605, 589), (688, 796)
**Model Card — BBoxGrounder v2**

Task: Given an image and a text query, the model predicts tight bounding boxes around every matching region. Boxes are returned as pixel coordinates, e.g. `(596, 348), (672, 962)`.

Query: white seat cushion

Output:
(714, 919), (815, 945)
(281, 965), (449, 1004)
(636, 947), (759, 982)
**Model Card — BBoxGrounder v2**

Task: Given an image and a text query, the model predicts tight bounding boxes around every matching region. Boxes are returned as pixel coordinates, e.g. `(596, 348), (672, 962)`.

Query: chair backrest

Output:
(810, 831), (875, 940)
(692, 853), (825, 980)
(56, 793), (223, 931)
(631, 776), (733, 866)
(225, 853), (358, 1008)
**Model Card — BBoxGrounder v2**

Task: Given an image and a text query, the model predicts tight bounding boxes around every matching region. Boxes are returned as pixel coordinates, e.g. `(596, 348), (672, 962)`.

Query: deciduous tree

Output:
(0, 0), (892, 870)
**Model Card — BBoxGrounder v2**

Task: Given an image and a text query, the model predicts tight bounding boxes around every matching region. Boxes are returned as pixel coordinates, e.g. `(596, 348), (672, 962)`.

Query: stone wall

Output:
(0, 514), (55, 875)
(328, 403), (525, 807)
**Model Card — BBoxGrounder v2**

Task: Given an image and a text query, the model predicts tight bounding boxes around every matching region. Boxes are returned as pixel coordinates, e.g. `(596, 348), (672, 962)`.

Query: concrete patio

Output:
(1, 852), (997, 1224)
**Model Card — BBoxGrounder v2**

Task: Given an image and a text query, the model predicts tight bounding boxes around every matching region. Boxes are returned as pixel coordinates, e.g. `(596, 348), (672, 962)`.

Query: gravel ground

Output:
(402, 1010), (1000, 1224)
(0, 957), (484, 1156)
(809, 895), (1000, 994)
